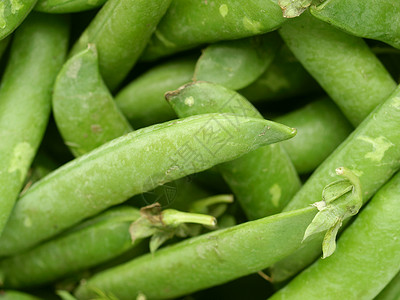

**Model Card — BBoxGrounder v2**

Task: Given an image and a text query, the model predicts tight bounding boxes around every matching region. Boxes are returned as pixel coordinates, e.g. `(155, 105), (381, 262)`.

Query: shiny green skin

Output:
(75, 207), (317, 300)
(0, 113), (295, 256)
(69, 0), (171, 90)
(35, 0), (107, 13)
(0, 13), (69, 237)
(167, 81), (301, 219)
(279, 11), (397, 126)
(375, 271), (400, 300)
(271, 84), (400, 280)
(0, 206), (141, 288)
(270, 172), (400, 300)
(0, 0), (37, 40)
(276, 98), (353, 174)
(311, 0), (400, 49)
(194, 33), (282, 90)
(141, 0), (285, 61)
(53, 45), (132, 157)
(238, 45), (322, 103)
(0, 291), (40, 300)
(115, 57), (196, 128)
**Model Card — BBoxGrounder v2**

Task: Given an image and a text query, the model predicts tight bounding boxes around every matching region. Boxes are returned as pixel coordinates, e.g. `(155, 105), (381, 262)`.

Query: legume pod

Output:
(375, 271), (400, 300)
(0, 12), (69, 236)
(35, 0), (107, 13)
(53, 44), (132, 157)
(0, 290), (40, 300)
(69, 0), (171, 90)
(270, 171), (400, 300)
(0, 0), (37, 40)
(311, 0), (400, 50)
(0, 206), (141, 288)
(74, 206), (317, 300)
(167, 81), (301, 218)
(276, 98), (353, 174)
(141, 0), (286, 61)
(194, 33), (282, 90)
(279, 11), (396, 126)
(0, 113), (296, 256)
(271, 84), (400, 280)
(115, 57), (196, 128)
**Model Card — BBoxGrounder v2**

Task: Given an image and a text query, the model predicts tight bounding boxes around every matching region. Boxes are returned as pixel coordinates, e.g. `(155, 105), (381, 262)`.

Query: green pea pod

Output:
(0, 290), (40, 300)
(0, 206), (141, 288)
(115, 57), (196, 128)
(0, 0), (37, 40)
(270, 171), (400, 300)
(270, 84), (400, 280)
(35, 0), (107, 13)
(0, 13), (69, 236)
(0, 113), (296, 256)
(375, 271), (400, 300)
(74, 206), (317, 300)
(275, 98), (353, 174)
(194, 33), (282, 90)
(238, 45), (322, 103)
(167, 81), (301, 219)
(141, 0), (286, 61)
(0, 36), (10, 59)
(53, 44), (132, 157)
(311, 0), (400, 50)
(69, 0), (171, 90)
(279, 11), (397, 126)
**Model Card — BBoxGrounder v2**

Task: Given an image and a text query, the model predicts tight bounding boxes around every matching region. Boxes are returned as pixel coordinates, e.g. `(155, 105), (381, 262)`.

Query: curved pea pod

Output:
(167, 81), (301, 219)
(0, 13), (69, 236)
(194, 33), (282, 90)
(311, 0), (400, 50)
(74, 206), (317, 300)
(53, 44), (132, 157)
(69, 0), (171, 91)
(375, 271), (400, 300)
(279, 11), (397, 126)
(0, 113), (296, 256)
(0, 0), (37, 40)
(270, 171), (400, 300)
(270, 84), (400, 280)
(275, 98), (353, 174)
(0, 206), (140, 288)
(35, 0), (107, 13)
(0, 290), (40, 300)
(115, 57), (196, 128)
(141, 0), (286, 61)
(238, 45), (322, 103)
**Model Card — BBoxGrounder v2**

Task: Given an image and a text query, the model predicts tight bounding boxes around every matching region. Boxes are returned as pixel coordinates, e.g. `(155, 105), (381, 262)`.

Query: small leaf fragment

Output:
(278, 0), (312, 18)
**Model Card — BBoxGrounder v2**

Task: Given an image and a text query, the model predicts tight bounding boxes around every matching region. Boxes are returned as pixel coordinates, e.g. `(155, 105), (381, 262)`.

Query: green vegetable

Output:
(0, 12), (69, 236)
(311, 0), (400, 49)
(279, 11), (397, 126)
(375, 271), (400, 300)
(0, 0), (37, 40)
(74, 206), (318, 300)
(53, 44), (132, 157)
(141, 0), (286, 61)
(276, 98), (353, 174)
(194, 33), (282, 90)
(0, 36), (10, 60)
(35, 0), (107, 13)
(270, 171), (400, 300)
(115, 57), (196, 128)
(271, 83), (400, 281)
(0, 114), (295, 256)
(238, 45), (322, 103)
(69, 0), (171, 90)
(0, 290), (40, 300)
(167, 81), (301, 218)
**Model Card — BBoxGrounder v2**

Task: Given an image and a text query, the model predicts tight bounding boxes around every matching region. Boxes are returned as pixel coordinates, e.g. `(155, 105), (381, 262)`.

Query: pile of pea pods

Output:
(0, 0), (399, 299)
